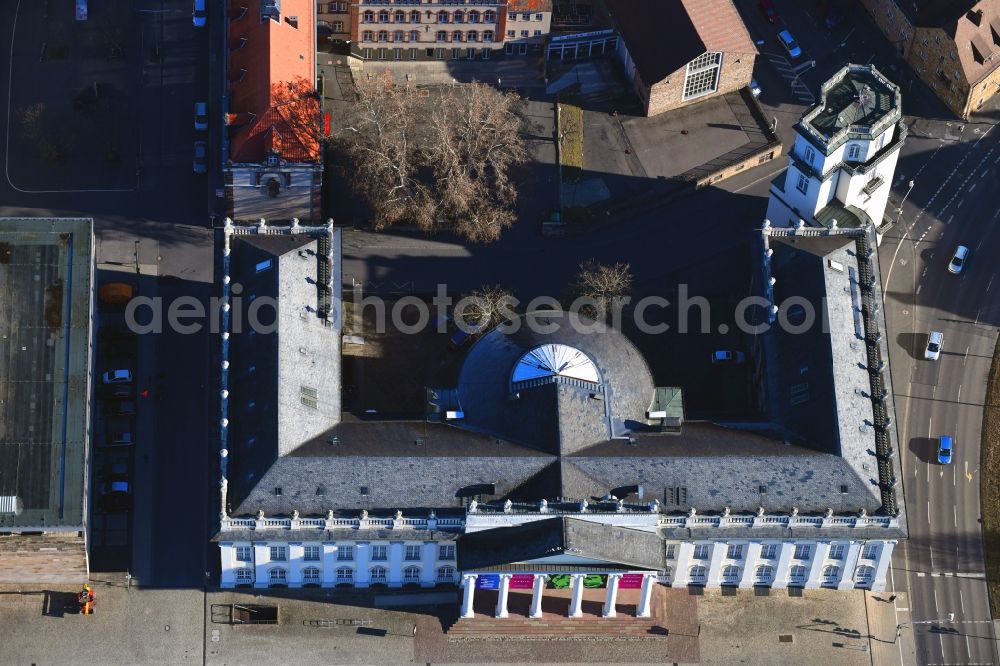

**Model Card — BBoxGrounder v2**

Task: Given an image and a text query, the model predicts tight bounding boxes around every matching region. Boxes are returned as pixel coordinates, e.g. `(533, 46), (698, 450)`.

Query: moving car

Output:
(193, 140), (207, 174)
(192, 0), (207, 27)
(751, 77), (762, 97)
(937, 435), (953, 464)
(924, 331), (943, 361)
(758, 0), (779, 24)
(194, 101), (208, 131)
(948, 245), (969, 274)
(711, 350), (745, 364)
(778, 30), (802, 59)
(102, 368), (133, 384)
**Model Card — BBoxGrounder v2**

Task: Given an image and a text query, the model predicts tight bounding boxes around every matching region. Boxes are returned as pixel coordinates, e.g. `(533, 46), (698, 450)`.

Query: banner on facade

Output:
(475, 575), (500, 590)
(510, 574), (535, 589)
(545, 574), (607, 589)
(620, 574), (644, 589)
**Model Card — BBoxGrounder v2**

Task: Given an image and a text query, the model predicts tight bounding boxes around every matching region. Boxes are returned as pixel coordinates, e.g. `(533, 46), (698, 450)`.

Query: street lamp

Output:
(896, 613), (955, 641)
(895, 179), (915, 226)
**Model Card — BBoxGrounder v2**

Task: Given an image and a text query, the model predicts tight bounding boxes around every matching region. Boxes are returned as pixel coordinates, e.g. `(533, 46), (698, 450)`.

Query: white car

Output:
(192, 0), (206, 27)
(194, 102), (208, 131)
(751, 77), (762, 97)
(778, 30), (802, 59)
(948, 245), (969, 274)
(102, 368), (133, 384)
(924, 331), (943, 361)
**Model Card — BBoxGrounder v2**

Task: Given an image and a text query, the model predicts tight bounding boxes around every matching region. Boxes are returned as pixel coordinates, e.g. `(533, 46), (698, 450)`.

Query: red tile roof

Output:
(228, 0), (319, 164)
(605, 0), (756, 85)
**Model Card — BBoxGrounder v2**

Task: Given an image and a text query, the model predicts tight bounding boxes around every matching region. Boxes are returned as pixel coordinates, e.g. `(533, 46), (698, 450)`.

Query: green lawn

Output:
(981, 336), (1000, 616)
(559, 100), (583, 183)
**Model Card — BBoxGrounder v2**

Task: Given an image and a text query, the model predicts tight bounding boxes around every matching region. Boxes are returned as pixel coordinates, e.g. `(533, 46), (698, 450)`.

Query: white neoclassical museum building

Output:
(766, 63), (904, 232)
(214, 217), (906, 622)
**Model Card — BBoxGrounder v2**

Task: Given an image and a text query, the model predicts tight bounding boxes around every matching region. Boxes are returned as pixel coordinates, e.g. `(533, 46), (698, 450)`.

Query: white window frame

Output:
(303, 567), (320, 582)
(370, 566), (388, 584)
(304, 545), (321, 561)
(268, 567), (287, 584)
(847, 143), (861, 161)
(688, 565), (707, 584)
(760, 544), (778, 560)
(793, 544), (811, 560)
(371, 544), (388, 561)
(403, 566), (421, 583)
(235, 568), (254, 584)
(788, 564), (807, 585)
(862, 544), (879, 560)
(803, 145), (816, 166)
(693, 544), (711, 560)
(404, 545), (422, 561)
(795, 172), (809, 195)
(235, 545), (253, 562)
(828, 544), (845, 560)
(726, 544), (744, 560)
(682, 51), (723, 101)
(755, 565), (774, 584)
(821, 565), (840, 585)
(337, 545), (355, 561)
(336, 566), (354, 584)
(438, 544), (456, 560)
(270, 545), (287, 561)
(721, 565), (741, 585)
(437, 565), (455, 581)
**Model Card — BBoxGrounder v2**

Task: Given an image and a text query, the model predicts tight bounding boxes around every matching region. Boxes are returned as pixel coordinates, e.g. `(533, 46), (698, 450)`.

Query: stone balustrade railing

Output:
(220, 515), (465, 532)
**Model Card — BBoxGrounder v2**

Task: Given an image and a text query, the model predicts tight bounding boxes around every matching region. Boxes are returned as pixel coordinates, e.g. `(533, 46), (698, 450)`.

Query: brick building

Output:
(0, 218), (94, 583)
(225, 0), (323, 222)
(317, 0), (552, 62)
(605, 0), (756, 117)
(858, 0), (1000, 118)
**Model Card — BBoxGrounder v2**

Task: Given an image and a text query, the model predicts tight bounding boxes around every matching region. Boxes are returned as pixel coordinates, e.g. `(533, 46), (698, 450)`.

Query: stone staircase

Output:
(447, 614), (667, 638)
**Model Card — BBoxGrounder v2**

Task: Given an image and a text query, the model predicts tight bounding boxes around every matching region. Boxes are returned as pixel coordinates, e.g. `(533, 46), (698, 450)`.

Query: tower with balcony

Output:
(765, 64), (905, 231)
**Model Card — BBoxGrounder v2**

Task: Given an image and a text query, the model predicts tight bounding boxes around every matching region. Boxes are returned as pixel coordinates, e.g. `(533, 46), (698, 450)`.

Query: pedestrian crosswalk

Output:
(765, 53), (816, 105)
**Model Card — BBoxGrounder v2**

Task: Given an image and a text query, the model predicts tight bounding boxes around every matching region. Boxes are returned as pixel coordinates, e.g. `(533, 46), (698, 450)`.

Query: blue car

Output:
(937, 436), (953, 464)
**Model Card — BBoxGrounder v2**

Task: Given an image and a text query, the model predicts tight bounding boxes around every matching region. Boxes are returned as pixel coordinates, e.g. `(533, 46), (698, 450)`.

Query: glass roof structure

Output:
(511, 344), (601, 385)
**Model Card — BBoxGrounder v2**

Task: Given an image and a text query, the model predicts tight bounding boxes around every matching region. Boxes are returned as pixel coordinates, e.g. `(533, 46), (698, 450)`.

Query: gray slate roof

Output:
(460, 517), (666, 571)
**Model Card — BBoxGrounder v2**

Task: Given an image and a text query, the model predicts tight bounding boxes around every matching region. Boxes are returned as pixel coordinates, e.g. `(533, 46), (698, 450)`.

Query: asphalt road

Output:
(879, 116), (1000, 665)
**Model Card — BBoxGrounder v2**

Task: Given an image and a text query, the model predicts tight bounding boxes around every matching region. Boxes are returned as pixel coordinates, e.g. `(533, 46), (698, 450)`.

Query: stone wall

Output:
(0, 533), (88, 583)
(644, 52), (755, 117)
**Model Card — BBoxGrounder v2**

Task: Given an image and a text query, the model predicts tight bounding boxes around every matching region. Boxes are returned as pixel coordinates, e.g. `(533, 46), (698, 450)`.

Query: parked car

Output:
(948, 245), (969, 274)
(102, 368), (133, 384)
(194, 101), (208, 131)
(101, 383), (134, 400)
(711, 350), (745, 364)
(758, 0), (779, 24)
(778, 30), (802, 59)
(193, 140), (207, 174)
(98, 282), (134, 306)
(99, 461), (130, 480)
(98, 480), (131, 512)
(192, 0), (206, 27)
(937, 435), (954, 464)
(102, 423), (134, 448)
(924, 331), (943, 361)
(104, 400), (136, 417)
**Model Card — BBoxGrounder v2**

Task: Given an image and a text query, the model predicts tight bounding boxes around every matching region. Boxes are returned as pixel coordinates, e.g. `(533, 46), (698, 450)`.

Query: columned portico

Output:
(460, 574), (478, 618)
(602, 573), (621, 618)
(568, 574), (585, 618)
(529, 573), (545, 618)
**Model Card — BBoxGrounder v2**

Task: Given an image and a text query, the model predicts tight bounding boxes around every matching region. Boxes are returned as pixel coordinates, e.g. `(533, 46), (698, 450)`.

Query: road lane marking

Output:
(928, 500), (931, 523)
(965, 346), (970, 365)
(947, 214), (954, 224)
(960, 589), (966, 614)
(994, 208), (1000, 220)
(954, 464), (957, 486)
(958, 384), (963, 402)
(987, 274), (995, 293)
(969, 183), (976, 191)
(967, 633), (973, 659)
(954, 505), (958, 527)
(958, 198), (965, 208)
(917, 284), (922, 295)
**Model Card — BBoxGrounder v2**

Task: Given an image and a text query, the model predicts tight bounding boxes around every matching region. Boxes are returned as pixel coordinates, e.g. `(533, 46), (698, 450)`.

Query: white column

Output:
(495, 574), (511, 618)
(388, 541), (404, 588)
(602, 573), (621, 618)
(738, 543), (762, 589)
(219, 543), (236, 587)
(529, 574), (545, 618)
(253, 543), (271, 588)
(637, 573), (655, 618)
(705, 543), (726, 587)
(355, 542), (371, 588)
(460, 574), (478, 618)
(287, 543), (304, 586)
(321, 542), (337, 587)
(838, 542), (862, 591)
(672, 542), (695, 586)
(568, 574), (585, 618)
(804, 542), (830, 590)
(420, 541), (437, 588)
(871, 541), (895, 592)
(771, 542), (795, 589)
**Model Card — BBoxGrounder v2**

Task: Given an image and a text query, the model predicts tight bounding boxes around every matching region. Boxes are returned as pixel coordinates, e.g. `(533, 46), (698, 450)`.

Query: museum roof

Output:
(0, 218), (93, 529)
(803, 65), (899, 141)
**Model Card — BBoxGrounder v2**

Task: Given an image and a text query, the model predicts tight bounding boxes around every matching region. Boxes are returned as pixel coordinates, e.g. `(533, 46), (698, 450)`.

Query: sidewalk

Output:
(866, 590), (916, 666)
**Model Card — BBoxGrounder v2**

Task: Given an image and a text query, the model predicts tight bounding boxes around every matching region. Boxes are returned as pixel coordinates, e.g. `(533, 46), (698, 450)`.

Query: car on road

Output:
(758, 0), (779, 24)
(777, 30), (802, 59)
(194, 101), (208, 131)
(102, 368), (133, 384)
(193, 141), (207, 174)
(924, 331), (943, 361)
(192, 0), (206, 27)
(948, 245), (969, 274)
(711, 350), (745, 364)
(937, 435), (954, 464)
(751, 77), (762, 97)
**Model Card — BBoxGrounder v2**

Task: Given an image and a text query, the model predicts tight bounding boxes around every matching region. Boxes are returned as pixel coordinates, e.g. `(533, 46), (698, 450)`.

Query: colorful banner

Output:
(475, 574), (500, 590)
(620, 574), (644, 589)
(545, 574), (607, 589)
(510, 574), (535, 589)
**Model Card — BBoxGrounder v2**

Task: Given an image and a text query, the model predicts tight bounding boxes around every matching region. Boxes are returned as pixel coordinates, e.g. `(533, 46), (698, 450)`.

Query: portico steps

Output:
(448, 615), (666, 638)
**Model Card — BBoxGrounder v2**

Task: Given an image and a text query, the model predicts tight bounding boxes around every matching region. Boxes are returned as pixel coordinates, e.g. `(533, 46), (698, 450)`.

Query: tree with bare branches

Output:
(457, 284), (517, 330)
(572, 259), (633, 320)
(335, 72), (528, 243)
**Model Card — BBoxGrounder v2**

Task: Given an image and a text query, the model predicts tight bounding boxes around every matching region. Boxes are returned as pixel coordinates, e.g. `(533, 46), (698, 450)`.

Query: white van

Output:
(924, 331), (943, 361)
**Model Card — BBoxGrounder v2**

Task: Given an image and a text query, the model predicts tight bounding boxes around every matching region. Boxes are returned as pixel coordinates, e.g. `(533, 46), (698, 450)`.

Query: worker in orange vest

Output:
(78, 584), (95, 615)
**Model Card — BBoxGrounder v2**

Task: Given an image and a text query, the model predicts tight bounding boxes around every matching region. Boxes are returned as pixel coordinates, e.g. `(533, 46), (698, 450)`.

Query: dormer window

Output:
(847, 144), (861, 161)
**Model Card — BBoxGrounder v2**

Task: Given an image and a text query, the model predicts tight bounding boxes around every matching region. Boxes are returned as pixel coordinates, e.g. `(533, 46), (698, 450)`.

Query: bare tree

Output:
(335, 73), (527, 243)
(17, 103), (46, 142)
(572, 259), (633, 320)
(457, 284), (517, 330)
